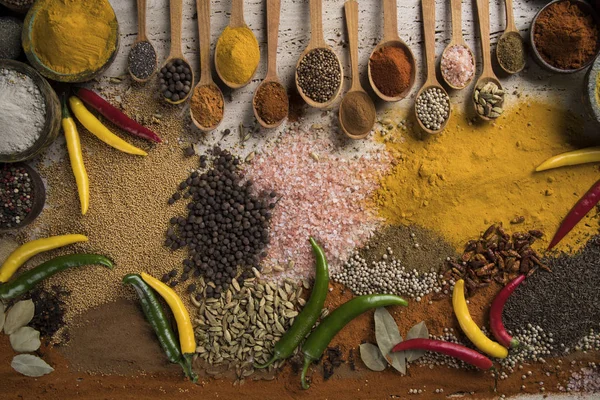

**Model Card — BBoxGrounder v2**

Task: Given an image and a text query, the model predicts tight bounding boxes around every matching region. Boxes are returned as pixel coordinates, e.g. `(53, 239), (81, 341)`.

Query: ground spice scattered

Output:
(254, 82), (288, 125)
(369, 46), (412, 97)
(190, 84), (223, 128)
(374, 101), (600, 253)
(496, 33), (526, 73)
(215, 26), (260, 85)
(339, 92), (376, 137)
(533, 0), (600, 70)
(440, 45), (474, 88)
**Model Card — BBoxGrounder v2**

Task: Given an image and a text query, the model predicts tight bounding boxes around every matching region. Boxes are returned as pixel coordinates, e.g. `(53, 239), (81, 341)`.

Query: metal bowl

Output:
(584, 53), (600, 123)
(21, 0), (120, 83)
(0, 60), (61, 163)
(0, 162), (46, 232)
(530, 0), (600, 74)
(0, 0), (33, 14)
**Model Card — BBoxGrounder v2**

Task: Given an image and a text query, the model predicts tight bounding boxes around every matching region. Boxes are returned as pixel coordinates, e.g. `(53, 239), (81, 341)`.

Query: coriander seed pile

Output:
(296, 48), (341, 104)
(415, 87), (450, 131)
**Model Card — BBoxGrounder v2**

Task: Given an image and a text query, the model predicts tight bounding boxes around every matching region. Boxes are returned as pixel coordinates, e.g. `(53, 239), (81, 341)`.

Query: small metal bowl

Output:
(0, 0), (33, 14)
(0, 60), (61, 163)
(0, 163), (46, 232)
(21, 0), (120, 83)
(584, 53), (600, 123)
(530, 0), (600, 74)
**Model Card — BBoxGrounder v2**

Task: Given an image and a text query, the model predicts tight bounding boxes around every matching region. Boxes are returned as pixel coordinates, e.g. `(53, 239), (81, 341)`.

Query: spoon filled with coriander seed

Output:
(473, 0), (505, 120)
(414, 0), (451, 134)
(128, 0), (158, 83)
(157, 0), (194, 104)
(495, 0), (526, 74)
(339, 0), (376, 139)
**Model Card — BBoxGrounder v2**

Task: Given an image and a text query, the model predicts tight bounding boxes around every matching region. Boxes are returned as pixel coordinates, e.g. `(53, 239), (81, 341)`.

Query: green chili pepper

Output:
(300, 294), (408, 389)
(123, 274), (197, 383)
(0, 254), (113, 300)
(256, 237), (329, 369)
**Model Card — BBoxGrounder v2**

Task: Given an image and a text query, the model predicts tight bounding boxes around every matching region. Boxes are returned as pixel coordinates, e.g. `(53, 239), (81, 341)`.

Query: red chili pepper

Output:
(392, 339), (493, 370)
(73, 87), (162, 143)
(490, 274), (525, 349)
(548, 179), (600, 250)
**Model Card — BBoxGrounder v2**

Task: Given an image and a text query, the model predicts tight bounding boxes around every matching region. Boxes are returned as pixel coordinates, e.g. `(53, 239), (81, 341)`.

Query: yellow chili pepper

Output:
(0, 234), (89, 282)
(536, 147), (600, 172)
(62, 96), (89, 215)
(68, 97), (147, 156)
(452, 279), (508, 359)
(140, 272), (196, 355)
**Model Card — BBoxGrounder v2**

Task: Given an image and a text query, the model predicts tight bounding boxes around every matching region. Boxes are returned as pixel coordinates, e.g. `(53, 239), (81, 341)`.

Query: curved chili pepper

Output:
(74, 88), (162, 143)
(0, 234), (88, 283)
(256, 237), (329, 368)
(123, 274), (197, 382)
(490, 275), (525, 348)
(392, 339), (493, 370)
(300, 294), (408, 389)
(548, 179), (600, 250)
(68, 97), (147, 156)
(453, 280), (508, 359)
(62, 95), (89, 215)
(536, 147), (600, 172)
(0, 254), (112, 300)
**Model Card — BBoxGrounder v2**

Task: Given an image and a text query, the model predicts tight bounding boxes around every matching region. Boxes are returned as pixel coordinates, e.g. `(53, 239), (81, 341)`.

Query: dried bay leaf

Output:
(359, 343), (386, 371)
(404, 321), (429, 362)
(10, 326), (41, 352)
(11, 354), (53, 377)
(4, 299), (34, 335)
(374, 307), (405, 374)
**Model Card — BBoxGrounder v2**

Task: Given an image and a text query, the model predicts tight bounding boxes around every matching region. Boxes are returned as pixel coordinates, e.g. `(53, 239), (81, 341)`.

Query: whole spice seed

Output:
(496, 33), (526, 73)
(128, 41), (157, 80)
(158, 59), (192, 102)
(254, 82), (288, 125)
(190, 84), (224, 128)
(0, 17), (23, 60)
(27, 286), (68, 340)
(415, 87), (450, 131)
(440, 45), (475, 88)
(369, 45), (412, 97)
(296, 48), (342, 104)
(339, 91), (376, 137)
(473, 81), (504, 119)
(0, 165), (36, 229)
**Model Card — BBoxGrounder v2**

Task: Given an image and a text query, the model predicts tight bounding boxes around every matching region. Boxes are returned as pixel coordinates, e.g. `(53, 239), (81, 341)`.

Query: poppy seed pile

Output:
(415, 87), (450, 131)
(296, 48), (341, 103)
(128, 41), (157, 80)
(165, 147), (276, 298)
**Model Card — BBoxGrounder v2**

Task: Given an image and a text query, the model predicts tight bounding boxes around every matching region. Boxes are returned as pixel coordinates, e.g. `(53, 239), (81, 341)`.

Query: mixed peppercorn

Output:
(0, 164), (36, 229)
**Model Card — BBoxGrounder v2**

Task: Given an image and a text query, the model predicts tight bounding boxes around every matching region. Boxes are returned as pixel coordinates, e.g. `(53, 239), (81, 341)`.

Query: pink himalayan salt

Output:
(441, 45), (475, 88)
(245, 130), (391, 279)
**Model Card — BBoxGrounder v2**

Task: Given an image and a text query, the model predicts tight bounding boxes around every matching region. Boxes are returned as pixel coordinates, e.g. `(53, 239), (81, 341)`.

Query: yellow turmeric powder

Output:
(373, 101), (600, 254)
(215, 26), (260, 85)
(27, 0), (118, 75)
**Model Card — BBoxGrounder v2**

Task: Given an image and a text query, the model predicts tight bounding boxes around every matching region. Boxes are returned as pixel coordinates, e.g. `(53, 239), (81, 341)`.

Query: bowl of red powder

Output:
(531, 0), (600, 73)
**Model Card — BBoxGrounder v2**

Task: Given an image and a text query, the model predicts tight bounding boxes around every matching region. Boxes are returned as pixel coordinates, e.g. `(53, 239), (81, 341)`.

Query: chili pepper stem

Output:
(509, 338), (520, 348)
(254, 354), (278, 369)
(180, 354), (198, 383)
(300, 357), (313, 390)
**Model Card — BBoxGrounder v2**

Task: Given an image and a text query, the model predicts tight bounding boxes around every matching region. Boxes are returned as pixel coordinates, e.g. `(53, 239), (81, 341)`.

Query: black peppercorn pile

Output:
(27, 286), (69, 340)
(165, 147), (276, 298)
(158, 58), (192, 102)
(0, 164), (35, 229)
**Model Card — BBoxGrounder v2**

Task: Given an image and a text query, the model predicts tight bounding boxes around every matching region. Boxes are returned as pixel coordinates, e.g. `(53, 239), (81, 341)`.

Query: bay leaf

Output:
(11, 354), (54, 377)
(0, 302), (5, 333)
(359, 343), (386, 371)
(10, 326), (41, 352)
(374, 307), (405, 374)
(4, 299), (35, 335)
(403, 321), (430, 362)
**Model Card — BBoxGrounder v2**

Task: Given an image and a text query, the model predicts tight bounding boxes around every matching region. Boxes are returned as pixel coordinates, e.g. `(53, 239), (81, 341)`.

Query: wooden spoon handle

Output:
(136, 0), (148, 42)
(169, 0), (183, 58)
(197, 0), (212, 84)
(450, 0), (463, 42)
(421, 0), (437, 81)
(345, 0), (360, 91)
(230, 0), (245, 28)
(309, 0), (325, 48)
(504, 0), (517, 32)
(266, 0), (281, 78)
(383, 0), (399, 42)
(475, 0), (493, 73)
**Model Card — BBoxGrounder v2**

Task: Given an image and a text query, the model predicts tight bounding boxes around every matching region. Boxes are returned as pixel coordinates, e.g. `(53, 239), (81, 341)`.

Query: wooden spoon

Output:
(473, 0), (504, 120)
(339, 0), (376, 139)
(128, 0), (158, 83)
(440, 0), (475, 89)
(215, 0), (258, 89)
(368, 0), (417, 101)
(295, 0), (344, 108)
(496, 0), (525, 74)
(190, 0), (224, 132)
(159, 0), (193, 104)
(253, 0), (288, 128)
(414, 0), (451, 134)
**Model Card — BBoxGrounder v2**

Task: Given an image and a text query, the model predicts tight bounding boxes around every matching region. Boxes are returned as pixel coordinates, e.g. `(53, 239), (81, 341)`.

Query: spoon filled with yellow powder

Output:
(215, 0), (260, 89)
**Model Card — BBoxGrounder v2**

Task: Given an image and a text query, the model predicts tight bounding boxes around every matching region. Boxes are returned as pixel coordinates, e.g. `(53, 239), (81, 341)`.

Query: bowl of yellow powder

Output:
(22, 0), (120, 83)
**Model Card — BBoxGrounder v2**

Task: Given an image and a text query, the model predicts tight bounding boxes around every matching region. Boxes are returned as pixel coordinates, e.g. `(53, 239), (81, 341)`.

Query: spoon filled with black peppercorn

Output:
(158, 0), (194, 104)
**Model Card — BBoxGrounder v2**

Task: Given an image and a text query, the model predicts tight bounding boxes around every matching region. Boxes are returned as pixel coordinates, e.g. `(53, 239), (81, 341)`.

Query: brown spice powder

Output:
(254, 81), (288, 125)
(339, 91), (376, 137)
(190, 84), (223, 128)
(369, 45), (412, 97)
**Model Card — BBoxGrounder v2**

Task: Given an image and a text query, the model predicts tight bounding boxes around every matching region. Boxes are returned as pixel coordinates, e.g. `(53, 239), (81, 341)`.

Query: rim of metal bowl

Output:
(530, 0), (600, 74)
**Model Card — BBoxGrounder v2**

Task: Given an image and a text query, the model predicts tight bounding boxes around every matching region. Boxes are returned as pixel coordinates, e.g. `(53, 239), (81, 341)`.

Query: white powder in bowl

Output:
(0, 68), (46, 155)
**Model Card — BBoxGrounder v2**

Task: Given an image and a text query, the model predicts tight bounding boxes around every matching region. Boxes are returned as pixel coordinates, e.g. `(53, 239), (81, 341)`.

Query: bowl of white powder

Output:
(0, 59), (60, 163)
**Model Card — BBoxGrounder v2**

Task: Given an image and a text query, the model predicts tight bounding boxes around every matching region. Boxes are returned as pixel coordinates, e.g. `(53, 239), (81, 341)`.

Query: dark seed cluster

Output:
(165, 147), (276, 298)
(0, 164), (35, 229)
(128, 41), (157, 80)
(158, 58), (192, 102)
(27, 286), (69, 340)
(296, 48), (341, 104)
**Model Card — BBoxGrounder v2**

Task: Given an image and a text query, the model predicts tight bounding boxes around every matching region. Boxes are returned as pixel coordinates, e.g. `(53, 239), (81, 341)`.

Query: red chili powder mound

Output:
(369, 45), (412, 97)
